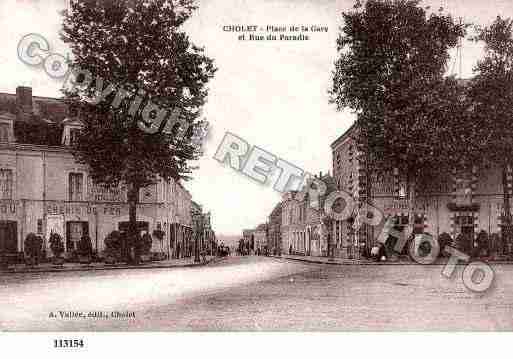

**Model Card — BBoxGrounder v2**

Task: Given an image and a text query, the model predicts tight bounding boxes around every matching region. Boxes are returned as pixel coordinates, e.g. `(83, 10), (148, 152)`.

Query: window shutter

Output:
(77, 174), (83, 200)
(68, 173), (73, 200)
(66, 222), (71, 250)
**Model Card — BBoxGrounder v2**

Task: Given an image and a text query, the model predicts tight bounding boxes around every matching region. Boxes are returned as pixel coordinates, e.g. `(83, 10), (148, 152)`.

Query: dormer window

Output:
(61, 118), (84, 146)
(70, 128), (81, 146)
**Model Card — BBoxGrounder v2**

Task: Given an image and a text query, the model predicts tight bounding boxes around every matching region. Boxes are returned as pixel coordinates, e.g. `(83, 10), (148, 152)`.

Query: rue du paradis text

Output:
(222, 24), (329, 41)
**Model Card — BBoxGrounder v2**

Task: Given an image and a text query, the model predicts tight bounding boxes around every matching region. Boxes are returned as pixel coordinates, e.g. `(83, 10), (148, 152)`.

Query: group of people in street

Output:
(217, 242), (231, 257)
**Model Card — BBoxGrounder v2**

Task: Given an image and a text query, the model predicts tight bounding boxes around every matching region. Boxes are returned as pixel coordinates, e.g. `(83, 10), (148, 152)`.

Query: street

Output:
(1, 256), (513, 331)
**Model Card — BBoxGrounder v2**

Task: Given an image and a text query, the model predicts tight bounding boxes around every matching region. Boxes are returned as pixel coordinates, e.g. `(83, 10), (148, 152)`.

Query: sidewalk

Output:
(0, 255), (219, 274)
(271, 254), (373, 265)
(273, 254), (513, 266)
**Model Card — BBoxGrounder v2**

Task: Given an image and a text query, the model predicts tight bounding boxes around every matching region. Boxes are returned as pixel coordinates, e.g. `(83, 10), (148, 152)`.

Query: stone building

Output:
(267, 202), (282, 255)
(0, 86), (195, 261)
(331, 122), (513, 258)
(281, 173), (336, 256)
(253, 223), (267, 254)
(202, 211), (216, 255)
(191, 201), (217, 256)
(330, 124), (368, 259)
(169, 181), (193, 259)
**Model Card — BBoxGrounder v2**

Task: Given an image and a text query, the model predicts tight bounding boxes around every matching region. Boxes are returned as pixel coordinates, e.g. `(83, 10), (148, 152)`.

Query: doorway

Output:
(0, 220), (17, 255)
(456, 215), (475, 253)
(461, 225), (475, 254)
(66, 221), (89, 252)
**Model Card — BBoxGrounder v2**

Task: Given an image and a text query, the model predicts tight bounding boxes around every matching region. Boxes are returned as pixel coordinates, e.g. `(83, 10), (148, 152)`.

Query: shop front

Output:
(66, 221), (89, 253)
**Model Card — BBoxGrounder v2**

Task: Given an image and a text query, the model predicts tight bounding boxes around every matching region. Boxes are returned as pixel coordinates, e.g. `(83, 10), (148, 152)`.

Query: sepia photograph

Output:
(1, 0), (513, 354)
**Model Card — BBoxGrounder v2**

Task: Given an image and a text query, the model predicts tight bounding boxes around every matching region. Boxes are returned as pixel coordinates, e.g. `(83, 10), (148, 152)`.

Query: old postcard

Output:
(1, 0), (513, 353)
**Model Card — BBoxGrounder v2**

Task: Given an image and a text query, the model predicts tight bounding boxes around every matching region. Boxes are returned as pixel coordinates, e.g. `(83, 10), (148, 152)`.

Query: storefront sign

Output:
(47, 203), (96, 216)
(103, 206), (121, 216)
(383, 199), (436, 213)
(46, 202), (121, 217)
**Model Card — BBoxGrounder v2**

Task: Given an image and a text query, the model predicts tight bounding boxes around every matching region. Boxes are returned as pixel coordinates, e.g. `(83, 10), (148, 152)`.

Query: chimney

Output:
(16, 86), (33, 116)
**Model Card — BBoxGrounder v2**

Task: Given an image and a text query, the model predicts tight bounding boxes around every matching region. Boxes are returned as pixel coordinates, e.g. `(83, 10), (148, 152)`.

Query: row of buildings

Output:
(244, 119), (513, 260)
(0, 86), (216, 261)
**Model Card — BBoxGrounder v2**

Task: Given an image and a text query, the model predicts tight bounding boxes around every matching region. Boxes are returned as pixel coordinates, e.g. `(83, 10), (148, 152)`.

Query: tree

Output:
(468, 17), (513, 250)
(61, 0), (216, 262)
(330, 0), (467, 237)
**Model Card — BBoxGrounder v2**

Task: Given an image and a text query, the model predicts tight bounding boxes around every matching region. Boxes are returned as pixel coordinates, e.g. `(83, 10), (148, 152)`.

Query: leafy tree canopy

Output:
(330, 0), (467, 187)
(468, 16), (513, 167)
(61, 0), (216, 189)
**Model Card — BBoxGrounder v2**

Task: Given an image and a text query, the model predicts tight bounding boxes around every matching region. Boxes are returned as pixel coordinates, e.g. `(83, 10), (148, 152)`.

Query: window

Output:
(37, 219), (43, 234)
(0, 124), (9, 142)
(0, 169), (13, 199)
(69, 173), (84, 201)
(69, 128), (81, 146)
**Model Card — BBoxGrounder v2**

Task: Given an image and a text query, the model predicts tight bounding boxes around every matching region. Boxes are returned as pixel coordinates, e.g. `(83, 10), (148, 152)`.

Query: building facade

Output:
(267, 202), (282, 255)
(253, 223), (267, 254)
(169, 181), (193, 259)
(0, 87), (195, 260)
(281, 173), (335, 257)
(330, 124), (368, 259)
(191, 201), (217, 256)
(202, 211), (217, 255)
(331, 123), (513, 258)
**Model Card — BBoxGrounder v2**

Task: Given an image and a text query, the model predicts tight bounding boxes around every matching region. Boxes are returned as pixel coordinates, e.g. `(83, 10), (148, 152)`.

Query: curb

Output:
(271, 255), (513, 266)
(269, 255), (368, 266)
(0, 256), (223, 275)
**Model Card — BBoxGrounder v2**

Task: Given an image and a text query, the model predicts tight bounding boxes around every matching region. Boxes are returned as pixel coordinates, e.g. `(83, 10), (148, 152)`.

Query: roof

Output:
(330, 121), (357, 149)
(270, 201), (282, 216)
(255, 223), (267, 231)
(0, 89), (70, 146)
(0, 92), (69, 124)
(320, 174), (338, 200)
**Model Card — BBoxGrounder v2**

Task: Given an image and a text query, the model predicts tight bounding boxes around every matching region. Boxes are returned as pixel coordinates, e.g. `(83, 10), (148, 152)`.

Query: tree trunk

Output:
(407, 171), (416, 244)
(127, 183), (140, 264)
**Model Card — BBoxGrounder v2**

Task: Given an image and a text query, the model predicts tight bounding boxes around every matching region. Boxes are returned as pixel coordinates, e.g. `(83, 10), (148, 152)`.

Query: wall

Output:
(0, 143), (192, 257)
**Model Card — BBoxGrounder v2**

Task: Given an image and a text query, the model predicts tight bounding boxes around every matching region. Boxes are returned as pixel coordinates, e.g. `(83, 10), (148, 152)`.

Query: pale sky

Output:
(0, 0), (512, 235)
